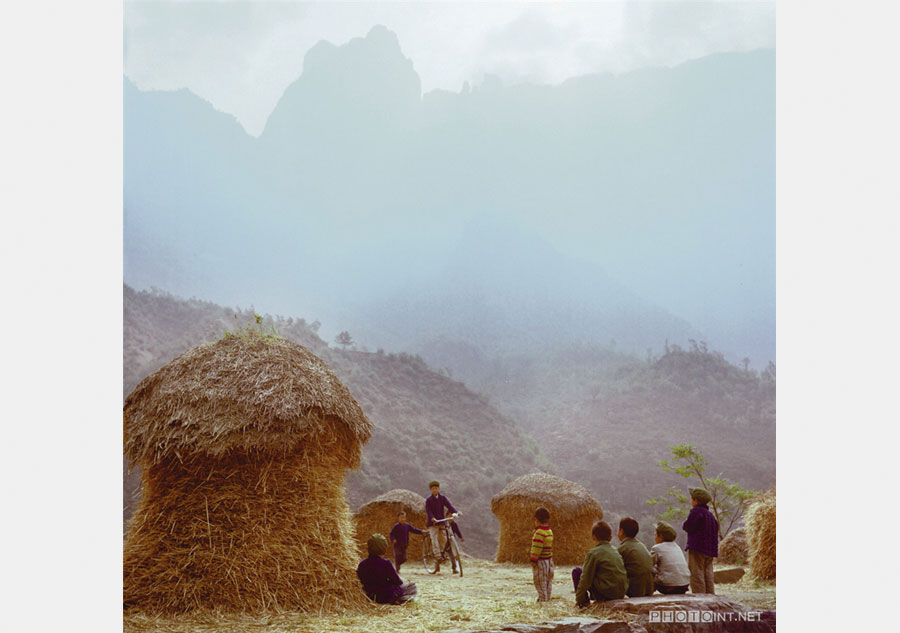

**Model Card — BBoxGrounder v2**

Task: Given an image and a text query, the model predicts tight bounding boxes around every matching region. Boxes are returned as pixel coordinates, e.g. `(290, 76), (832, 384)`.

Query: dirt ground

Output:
(123, 558), (775, 633)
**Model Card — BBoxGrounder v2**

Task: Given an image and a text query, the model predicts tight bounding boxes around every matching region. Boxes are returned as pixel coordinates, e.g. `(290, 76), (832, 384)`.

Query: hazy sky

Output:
(124, 1), (775, 136)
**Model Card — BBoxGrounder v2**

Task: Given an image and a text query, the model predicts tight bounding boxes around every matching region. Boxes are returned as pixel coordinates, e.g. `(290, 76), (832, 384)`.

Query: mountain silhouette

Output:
(123, 26), (774, 366)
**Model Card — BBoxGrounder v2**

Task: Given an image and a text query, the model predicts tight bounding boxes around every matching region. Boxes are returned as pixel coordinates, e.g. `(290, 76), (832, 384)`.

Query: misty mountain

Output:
(348, 214), (703, 386)
(124, 25), (774, 366)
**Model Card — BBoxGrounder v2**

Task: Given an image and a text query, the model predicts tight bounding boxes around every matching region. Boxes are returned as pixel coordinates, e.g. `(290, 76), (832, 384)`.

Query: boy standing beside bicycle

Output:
(425, 480), (463, 573)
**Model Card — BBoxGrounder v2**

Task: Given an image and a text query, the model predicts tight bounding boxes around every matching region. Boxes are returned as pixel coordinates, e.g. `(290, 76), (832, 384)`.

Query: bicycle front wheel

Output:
(423, 533), (440, 574)
(448, 535), (463, 577)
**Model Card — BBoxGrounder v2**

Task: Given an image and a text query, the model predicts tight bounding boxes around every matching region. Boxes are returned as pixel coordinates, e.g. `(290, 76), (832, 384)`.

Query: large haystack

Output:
(353, 489), (428, 561)
(718, 527), (749, 565)
(123, 331), (373, 614)
(491, 473), (603, 565)
(745, 489), (776, 581)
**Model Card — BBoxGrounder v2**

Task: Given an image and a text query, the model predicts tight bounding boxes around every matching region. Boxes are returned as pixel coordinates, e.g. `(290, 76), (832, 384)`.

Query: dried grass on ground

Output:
(745, 489), (776, 582)
(354, 489), (428, 560)
(124, 558), (776, 633)
(492, 473), (603, 565)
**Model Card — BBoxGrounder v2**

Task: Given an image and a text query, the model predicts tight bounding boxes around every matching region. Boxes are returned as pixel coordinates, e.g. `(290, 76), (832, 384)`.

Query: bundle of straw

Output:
(745, 489), (776, 581)
(491, 473), (603, 565)
(353, 489), (428, 561)
(123, 333), (372, 614)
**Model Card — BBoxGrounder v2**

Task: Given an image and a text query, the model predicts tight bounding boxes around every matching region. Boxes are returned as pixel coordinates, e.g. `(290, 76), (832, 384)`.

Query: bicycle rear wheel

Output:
(422, 533), (440, 574)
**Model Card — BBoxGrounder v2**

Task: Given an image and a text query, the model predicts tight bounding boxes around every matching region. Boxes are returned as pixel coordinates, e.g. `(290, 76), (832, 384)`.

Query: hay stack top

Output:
(124, 333), (371, 466)
(356, 489), (426, 516)
(492, 473), (602, 516)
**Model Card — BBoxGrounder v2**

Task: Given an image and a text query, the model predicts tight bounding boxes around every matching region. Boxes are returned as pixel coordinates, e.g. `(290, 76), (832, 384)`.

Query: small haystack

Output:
(353, 489), (428, 561)
(745, 489), (776, 581)
(123, 331), (373, 614)
(491, 473), (603, 565)
(718, 527), (749, 565)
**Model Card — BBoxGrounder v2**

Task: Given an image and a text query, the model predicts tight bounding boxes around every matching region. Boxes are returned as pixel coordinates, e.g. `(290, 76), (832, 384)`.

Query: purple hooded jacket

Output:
(682, 504), (719, 558)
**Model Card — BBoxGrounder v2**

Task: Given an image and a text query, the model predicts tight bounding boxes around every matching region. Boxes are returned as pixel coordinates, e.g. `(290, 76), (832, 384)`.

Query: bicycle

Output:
(422, 514), (463, 577)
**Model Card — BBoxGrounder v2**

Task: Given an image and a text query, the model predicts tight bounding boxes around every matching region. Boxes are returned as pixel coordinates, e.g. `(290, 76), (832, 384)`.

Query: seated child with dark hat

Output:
(356, 533), (418, 604)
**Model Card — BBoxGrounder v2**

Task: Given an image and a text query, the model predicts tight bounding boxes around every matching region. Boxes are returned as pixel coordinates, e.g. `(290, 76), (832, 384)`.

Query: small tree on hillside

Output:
(646, 444), (757, 540)
(334, 331), (354, 350)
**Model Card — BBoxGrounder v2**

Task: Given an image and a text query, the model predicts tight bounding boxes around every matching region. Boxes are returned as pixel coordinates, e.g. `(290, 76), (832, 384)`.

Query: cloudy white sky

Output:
(124, 1), (775, 136)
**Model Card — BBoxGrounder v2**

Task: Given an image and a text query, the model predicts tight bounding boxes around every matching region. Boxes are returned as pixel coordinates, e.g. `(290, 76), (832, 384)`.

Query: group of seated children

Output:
(357, 485), (719, 607)
(570, 487), (720, 606)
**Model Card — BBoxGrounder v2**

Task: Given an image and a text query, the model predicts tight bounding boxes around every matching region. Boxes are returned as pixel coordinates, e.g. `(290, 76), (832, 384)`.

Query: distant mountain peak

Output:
(262, 25), (420, 139)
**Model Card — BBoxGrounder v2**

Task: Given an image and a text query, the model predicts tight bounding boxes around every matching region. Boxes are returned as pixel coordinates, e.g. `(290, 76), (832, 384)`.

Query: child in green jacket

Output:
(572, 521), (628, 607)
(617, 517), (655, 597)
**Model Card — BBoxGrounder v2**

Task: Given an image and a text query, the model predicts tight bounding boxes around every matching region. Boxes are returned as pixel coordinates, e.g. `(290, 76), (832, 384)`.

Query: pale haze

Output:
(124, 0), (776, 376)
(125, 1), (775, 136)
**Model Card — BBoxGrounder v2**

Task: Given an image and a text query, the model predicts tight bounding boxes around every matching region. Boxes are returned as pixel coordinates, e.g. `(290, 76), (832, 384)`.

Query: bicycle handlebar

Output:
(432, 513), (461, 525)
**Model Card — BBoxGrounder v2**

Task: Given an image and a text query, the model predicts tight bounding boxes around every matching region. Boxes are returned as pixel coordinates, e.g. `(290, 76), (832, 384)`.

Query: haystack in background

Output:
(718, 527), (749, 565)
(123, 331), (373, 614)
(353, 489), (428, 560)
(491, 473), (603, 564)
(745, 489), (776, 581)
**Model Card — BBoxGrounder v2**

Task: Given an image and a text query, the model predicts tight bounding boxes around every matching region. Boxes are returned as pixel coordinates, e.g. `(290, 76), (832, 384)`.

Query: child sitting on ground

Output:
(357, 534), (418, 604)
(650, 521), (690, 594)
(529, 506), (554, 602)
(389, 510), (424, 573)
(616, 517), (655, 597)
(682, 487), (719, 594)
(572, 520), (628, 607)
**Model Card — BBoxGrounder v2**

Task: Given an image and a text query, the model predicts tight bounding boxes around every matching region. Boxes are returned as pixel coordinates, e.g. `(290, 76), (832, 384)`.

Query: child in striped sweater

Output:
(530, 506), (554, 602)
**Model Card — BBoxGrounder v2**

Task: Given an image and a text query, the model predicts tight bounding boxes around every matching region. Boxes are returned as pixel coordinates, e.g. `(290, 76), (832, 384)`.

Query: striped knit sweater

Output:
(530, 526), (554, 561)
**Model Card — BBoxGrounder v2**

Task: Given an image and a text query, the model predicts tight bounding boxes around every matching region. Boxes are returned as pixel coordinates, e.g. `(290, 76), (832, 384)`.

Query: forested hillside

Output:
(463, 341), (776, 515)
(123, 285), (548, 558)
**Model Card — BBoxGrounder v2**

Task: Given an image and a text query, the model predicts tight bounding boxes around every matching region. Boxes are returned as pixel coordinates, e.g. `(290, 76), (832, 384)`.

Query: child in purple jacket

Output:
(389, 511), (424, 573)
(356, 534), (418, 604)
(681, 488), (719, 594)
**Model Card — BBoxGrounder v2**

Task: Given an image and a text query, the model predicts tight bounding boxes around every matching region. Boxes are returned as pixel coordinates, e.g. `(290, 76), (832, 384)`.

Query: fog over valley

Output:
(125, 26), (775, 372)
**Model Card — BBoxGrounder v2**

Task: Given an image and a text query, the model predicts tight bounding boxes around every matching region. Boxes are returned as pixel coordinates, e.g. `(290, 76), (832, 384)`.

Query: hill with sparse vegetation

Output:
(123, 285), (548, 558)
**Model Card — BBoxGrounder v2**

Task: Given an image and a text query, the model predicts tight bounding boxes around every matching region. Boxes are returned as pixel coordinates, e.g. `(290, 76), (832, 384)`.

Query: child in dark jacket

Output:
(356, 534), (417, 604)
(389, 511), (424, 573)
(682, 488), (719, 594)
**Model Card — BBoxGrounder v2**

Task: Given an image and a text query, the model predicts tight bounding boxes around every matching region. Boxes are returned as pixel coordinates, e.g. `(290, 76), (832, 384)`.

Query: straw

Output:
(491, 473), (603, 565)
(353, 489), (428, 561)
(123, 332), (372, 614)
(745, 488), (775, 581)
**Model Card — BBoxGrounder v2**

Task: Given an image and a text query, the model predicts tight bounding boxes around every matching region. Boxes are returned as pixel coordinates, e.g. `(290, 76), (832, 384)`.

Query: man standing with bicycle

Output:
(425, 480), (461, 573)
